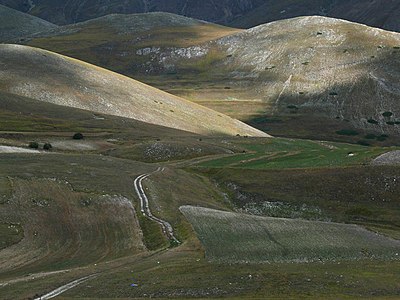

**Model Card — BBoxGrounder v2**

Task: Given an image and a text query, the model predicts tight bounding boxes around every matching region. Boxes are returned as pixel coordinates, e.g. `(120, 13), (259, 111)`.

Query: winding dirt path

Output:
(33, 274), (97, 300)
(134, 168), (180, 245)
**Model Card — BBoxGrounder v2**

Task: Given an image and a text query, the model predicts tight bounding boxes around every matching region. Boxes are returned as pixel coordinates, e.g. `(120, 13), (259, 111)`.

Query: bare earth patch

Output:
(0, 146), (40, 154)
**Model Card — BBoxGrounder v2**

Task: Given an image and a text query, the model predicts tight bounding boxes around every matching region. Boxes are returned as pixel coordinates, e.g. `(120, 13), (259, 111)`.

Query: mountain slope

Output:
(230, 0), (400, 32)
(0, 0), (263, 25)
(0, 44), (267, 137)
(1, 0), (400, 33)
(23, 12), (240, 78)
(119, 16), (400, 141)
(0, 4), (57, 42)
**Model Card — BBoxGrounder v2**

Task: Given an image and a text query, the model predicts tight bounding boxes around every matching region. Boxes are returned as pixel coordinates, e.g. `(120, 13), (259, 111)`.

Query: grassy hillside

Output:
(181, 206), (400, 263)
(0, 44), (267, 137)
(19, 14), (400, 144)
(0, 153), (157, 276)
(2, 0), (400, 33)
(0, 0), (264, 25)
(23, 12), (240, 79)
(131, 16), (400, 142)
(229, 0), (400, 32)
(23, 15), (400, 143)
(0, 4), (57, 42)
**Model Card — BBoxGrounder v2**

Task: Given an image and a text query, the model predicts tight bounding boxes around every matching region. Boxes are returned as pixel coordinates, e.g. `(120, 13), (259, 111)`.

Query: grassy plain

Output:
(197, 138), (393, 169)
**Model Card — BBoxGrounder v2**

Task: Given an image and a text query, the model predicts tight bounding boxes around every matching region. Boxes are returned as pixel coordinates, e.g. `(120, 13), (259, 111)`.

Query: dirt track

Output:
(134, 167), (180, 244)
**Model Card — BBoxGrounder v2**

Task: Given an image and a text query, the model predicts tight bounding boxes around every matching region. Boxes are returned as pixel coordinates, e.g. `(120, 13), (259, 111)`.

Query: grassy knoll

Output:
(197, 138), (392, 169)
(181, 206), (400, 263)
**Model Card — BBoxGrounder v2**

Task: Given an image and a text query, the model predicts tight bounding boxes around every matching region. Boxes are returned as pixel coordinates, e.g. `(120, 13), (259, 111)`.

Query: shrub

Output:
(357, 140), (370, 146)
(43, 143), (52, 150)
(365, 134), (377, 140)
(73, 133), (84, 140)
(336, 129), (359, 136)
(28, 142), (39, 149)
(382, 111), (393, 118)
(367, 119), (379, 125)
(377, 134), (389, 142)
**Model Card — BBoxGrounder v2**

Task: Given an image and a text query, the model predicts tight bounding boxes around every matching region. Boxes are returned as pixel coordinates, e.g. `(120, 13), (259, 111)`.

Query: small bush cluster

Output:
(73, 133), (84, 140)
(28, 142), (52, 150)
(336, 129), (359, 136)
(28, 142), (39, 149)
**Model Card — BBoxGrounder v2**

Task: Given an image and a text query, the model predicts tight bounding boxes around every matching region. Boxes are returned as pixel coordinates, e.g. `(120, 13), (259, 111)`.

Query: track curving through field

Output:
(134, 167), (180, 245)
(33, 274), (98, 300)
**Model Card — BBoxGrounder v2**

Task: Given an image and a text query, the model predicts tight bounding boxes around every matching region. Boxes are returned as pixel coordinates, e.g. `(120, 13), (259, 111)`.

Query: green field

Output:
(197, 138), (392, 169)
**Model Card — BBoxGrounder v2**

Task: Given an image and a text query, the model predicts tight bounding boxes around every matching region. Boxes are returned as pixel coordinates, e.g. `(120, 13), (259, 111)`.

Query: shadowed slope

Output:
(0, 44), (268, 137)
(0, 4), (57, 42)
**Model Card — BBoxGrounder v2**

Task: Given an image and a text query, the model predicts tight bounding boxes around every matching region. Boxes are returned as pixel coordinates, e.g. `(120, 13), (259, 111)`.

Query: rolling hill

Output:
(122, 16), (400, 142)
(1, 0), (399, 33)
(0, 44), (268, 137)
(229, 0), (400, 32)
(0, 4), (57, 42)
(23, 12), (240, 78)
(0, 0), (263, 25)
(20, 14), (400, 143)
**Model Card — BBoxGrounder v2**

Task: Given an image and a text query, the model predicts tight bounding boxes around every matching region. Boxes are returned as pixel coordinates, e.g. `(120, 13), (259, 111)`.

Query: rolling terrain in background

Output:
(21, 13), (400, 144)
(0, 4), (57, 42)
(0, 3), (400, 300)
(1, 0), (399, 32)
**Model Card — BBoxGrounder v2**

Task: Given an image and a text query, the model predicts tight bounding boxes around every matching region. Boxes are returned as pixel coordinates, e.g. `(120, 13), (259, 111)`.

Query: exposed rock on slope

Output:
(0, 4), (57, 42)
(0, 44), (268, 137)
